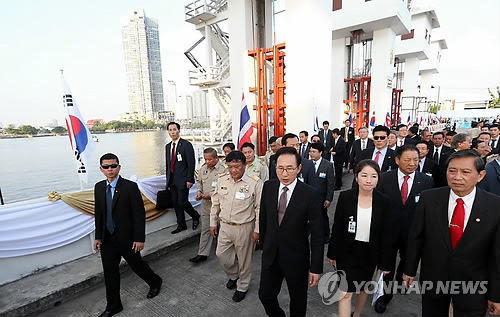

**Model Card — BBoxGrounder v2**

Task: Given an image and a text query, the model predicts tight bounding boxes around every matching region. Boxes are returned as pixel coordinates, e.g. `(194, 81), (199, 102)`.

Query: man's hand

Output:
(93, 240), (101, 252)
(327, 258), (336, 266)
(381, 270), (391, 276)
(210, 226), (217, 238)
(349, 169), (354, 174)
(186, 182), (193, 189)
(195, 192), (202, 201)
(202, 193), (211, 200)
(132, 242), (144, 253)
(488, 300), (500, 315)
(331, 152), (336, 156)
(323, 200), (331, 209)
(309, 272), (321, 288)
(402, 273), (414, 289)
(251, 232), (259, 244)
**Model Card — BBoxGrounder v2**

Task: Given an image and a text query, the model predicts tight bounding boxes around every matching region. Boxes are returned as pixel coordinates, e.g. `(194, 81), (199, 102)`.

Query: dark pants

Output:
(169, 173), (199, 226)
(322, 207), (330, 242)
(378, 229), (408, 304)
(101, 232), (161, 311)
(259, 255), (309, 317)
(333, 161), (343, 188)
(422, 292), (487, 317)
(344, 143), (352, 167)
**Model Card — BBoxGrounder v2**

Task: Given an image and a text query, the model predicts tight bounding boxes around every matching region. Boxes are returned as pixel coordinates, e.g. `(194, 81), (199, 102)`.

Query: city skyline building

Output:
(165, 80), (178, 112)
(121, 8), (165, 120)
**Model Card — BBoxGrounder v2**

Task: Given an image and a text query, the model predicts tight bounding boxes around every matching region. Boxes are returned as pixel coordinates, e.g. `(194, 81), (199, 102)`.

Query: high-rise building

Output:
(121, 8), (164, 119)
(176, 95), (193, 120)
(192, 90), (208, 122)
(165, 80), (177, 112)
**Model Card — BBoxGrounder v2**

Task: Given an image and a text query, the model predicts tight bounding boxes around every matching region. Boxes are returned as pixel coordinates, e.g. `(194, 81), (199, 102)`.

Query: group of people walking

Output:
(92, 119), (500, 317)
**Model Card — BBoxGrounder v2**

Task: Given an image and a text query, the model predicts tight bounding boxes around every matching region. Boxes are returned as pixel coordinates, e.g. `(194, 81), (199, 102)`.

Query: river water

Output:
(0, 131), (206, 204)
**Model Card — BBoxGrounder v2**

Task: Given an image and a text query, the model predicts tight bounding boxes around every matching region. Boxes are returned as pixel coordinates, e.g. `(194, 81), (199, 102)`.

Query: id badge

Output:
(348, 216), (356, 233)
(235, 192), (245, 200)
(177, 153), (183, 161)
(415, 194), (420, 203)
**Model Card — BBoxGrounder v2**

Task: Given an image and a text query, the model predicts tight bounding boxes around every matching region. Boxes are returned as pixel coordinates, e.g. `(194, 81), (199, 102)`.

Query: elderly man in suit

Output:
(94, 153), (162, 317)
(373, 145), (434, 313)
(349, 127), (374, 174)
(478, 156), (500, 196)
(258, 147), (324, 317)
(416, 140), (439, 186)
(358, 125), (397, 173)
(319, 121), (333, 160)
(396, 124), (416, 147)
(340, 119), (355, 167)
(309, 142), (335, 243)
(403, 150), (500, 316)
(165, 122), (200, 234)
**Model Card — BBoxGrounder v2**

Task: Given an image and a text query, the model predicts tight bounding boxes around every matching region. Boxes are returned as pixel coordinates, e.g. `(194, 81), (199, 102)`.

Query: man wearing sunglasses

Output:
(94, 153), (162, 317)
(358, 125), (397, 172)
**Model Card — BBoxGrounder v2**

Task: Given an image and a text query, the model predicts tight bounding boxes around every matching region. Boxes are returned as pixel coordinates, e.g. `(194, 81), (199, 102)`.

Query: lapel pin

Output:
(476, 218), (480, 222)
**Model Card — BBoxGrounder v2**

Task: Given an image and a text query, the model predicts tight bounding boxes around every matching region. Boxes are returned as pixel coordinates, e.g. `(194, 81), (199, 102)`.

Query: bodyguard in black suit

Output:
(478, 158), (500, 196)
(318, 121), (334, 160)
(165, 122), (200, 234)
(94, 153), (162, 317)
(330, 129), (346, 189)
(259, 147), (324, 317)
(416, 140), (439, 186)
(298, 130), (311, 159)
(403, 150), (500, 316)
(309, 142), (335, 242)
(358, 125), (397, 173)
(374, 145), (434, 313)
(395, 124), (416, 147)
(348, 127), (374, 173)
(340, 119), (355, 167)
(427, 131), (451, 164)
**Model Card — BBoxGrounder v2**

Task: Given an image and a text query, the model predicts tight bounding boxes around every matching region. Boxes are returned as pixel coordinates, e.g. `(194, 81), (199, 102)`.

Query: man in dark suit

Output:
(395, 124), (416, 147)
(318, 120), (333, 160)
(258, 147), (324, 317)
(403, 150), (500, 316)
(478, 157), (500, 196)
(427, 131), (451, 164)
(309, 142), (335, 243)
(298, 130), (311, 159)
(416, 140), (439, 186)
(94, 153), (162, 317)
(358, 125), (397, 173)
(437, 133), (472, 187)
(340, 119), (355, 167)
(165, 122), (200, 234)
(349, 127), (374, 173)
(269, 133), (318, 188)
(374, 145), (434, 313)
(330, 128), (346, 190)
(408, 126), (421, 142)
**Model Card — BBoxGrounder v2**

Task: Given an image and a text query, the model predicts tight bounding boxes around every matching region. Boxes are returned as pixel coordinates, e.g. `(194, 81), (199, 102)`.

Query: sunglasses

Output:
(373, 136), (387, 140)
(101, 164), (119, 169)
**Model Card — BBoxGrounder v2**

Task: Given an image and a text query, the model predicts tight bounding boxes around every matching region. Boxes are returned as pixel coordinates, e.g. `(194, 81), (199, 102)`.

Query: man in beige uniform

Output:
(241, 142), (269, 181)
(189, 148), (227, 264)
(210, 151), (263, 302)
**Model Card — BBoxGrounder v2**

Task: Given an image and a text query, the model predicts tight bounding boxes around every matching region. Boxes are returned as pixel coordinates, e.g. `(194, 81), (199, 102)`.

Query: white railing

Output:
(185, 0), (227, 21)
(188, 66), (222, 85)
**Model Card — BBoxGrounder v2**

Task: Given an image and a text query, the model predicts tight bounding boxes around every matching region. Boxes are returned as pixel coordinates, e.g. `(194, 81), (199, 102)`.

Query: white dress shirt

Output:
(313, 158), (321, 173)
(448, 187), (476, 231)
(419, 157), (426, 172)
(398, 138), (405, 147)
(278, 178), (298, 209)
(355, 205), (372, 242)
(433, 145), (443, 161)
(397, 169), (415, 200)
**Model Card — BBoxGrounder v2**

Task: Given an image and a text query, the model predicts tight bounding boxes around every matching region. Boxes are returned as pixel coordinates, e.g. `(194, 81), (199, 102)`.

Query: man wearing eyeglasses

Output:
(358, 125), (397, 172)
(93, 153), (163, 317)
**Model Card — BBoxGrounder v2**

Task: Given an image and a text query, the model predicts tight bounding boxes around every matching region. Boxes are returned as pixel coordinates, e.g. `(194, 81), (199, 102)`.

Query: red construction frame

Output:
(344, 77), (371, 135)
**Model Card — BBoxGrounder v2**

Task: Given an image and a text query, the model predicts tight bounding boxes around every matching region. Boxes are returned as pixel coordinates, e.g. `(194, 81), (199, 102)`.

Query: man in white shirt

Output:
(489, 124), (499, 153)
(298, 130), (311, 159)
(428, 132), (450, 164)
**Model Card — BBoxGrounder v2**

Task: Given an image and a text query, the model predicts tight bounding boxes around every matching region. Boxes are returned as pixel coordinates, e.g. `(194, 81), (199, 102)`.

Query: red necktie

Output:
(170, 142), (176, 173)
(401, 175), (409, 205)
(374, 150), (381, 163)
(450, 198), (465, 249)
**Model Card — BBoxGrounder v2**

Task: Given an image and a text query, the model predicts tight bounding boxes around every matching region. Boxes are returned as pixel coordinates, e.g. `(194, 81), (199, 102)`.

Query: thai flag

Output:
(237, 92), (253, 150)
(407, 114), (411, 126)
(385, 112), (392, 127)
(61, 71), (95, 184)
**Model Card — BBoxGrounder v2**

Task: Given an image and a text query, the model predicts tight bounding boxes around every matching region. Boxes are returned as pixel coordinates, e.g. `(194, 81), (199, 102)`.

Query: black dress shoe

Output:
(189, 255), (207, 263)
(374, 298), (387, 313)
(226, 278), (238, 290)
(171, 225), (187, 234)
(192, 217), (200, 230)
(147, 278), (162, 299)
(98, 307), (123, 317)
(232, 290), (247, 302)
(334, 186), (342, 191)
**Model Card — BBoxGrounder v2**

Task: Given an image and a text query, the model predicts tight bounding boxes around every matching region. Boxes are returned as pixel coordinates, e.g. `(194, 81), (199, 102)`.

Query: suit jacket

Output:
(405, 187), (500, 302)
(437, 149), (457, 187)
(340, 127), (355, 146)
(331, 136), (346, 165)
(478, 160), (500, 196)
(165, 138), (195, 188)
(299, 142), (311, 159)
(94, 176), (146, 243)
(359, 147), (397, 172)
(319, 128), (333, 159)
(427, 144), (452, 162)
(327, 188), (393, 271)
(377, 170), (434, 238)
(349, 138), (374, 170)
(314, 158), (335, 202)
(410, 135), (422, 142)
(259, 179), (324, 274)
(269, 156), (318, 189)
(420, 157), (439, 186)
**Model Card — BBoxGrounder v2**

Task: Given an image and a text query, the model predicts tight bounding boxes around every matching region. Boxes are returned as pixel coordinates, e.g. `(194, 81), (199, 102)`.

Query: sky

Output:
(0, 0), (499, 127)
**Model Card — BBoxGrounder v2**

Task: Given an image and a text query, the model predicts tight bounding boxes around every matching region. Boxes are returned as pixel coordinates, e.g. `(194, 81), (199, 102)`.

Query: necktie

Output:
(492, 139), (497, 149)
(362, 140), (366, 151)
(345, 128), (348, 140)
(400, 139), (404, 146)
(401, 175), (409, 205)
(302, 144), (306, 157)
(374, 150), (381, 163)
(419, 160), (422, 172)
(433, 149), (439, 162)
(324, 131), (327, 146)
(315, 160), (319, 173)
(278, 187), (289, 225)
(170, 142), (176, 173)
(106, 184), (114, 233)
(450, 198), (465, 249)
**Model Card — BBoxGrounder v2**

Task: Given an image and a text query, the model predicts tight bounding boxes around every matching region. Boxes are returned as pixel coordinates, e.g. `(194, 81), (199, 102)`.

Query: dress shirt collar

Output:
(398, 168), (415, 181)
(450, 187), (476, 209)
(106, 175), (120, 188)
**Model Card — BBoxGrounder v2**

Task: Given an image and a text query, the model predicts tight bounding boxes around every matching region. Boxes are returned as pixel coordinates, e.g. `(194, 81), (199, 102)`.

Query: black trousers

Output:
(378, 229), (408, 304)
(322, 207), (330, 242)
(333, 161), (343, 188)
(101, 232), (161, 311)
(422, 292), (487, 317)
(259, 255), (309, 317)
(169, 173), (199, 226)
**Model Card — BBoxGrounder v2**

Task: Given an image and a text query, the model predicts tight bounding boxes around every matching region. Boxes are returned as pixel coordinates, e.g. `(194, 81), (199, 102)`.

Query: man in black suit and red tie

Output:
(358, 125), (397, 173)
(258, 147), (324, 317)
(165, 122), (200, 234)
(94, 153), (162, 317)
(403, 150), (500, 316)
(373, 145), (434, 313)
(340, 119), (355, 167)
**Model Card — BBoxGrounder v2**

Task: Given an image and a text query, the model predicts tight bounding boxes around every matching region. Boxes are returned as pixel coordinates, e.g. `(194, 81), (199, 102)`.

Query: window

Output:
(333, 0), (342, 11)
(401, 29), (414, 40)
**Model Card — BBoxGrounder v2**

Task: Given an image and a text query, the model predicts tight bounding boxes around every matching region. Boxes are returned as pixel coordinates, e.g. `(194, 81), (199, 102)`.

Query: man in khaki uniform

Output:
(189, 148), (227, 264)
(264, 136), (279, 167)
(241, 142), (269, 181)
(210, 151), (263, 302)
